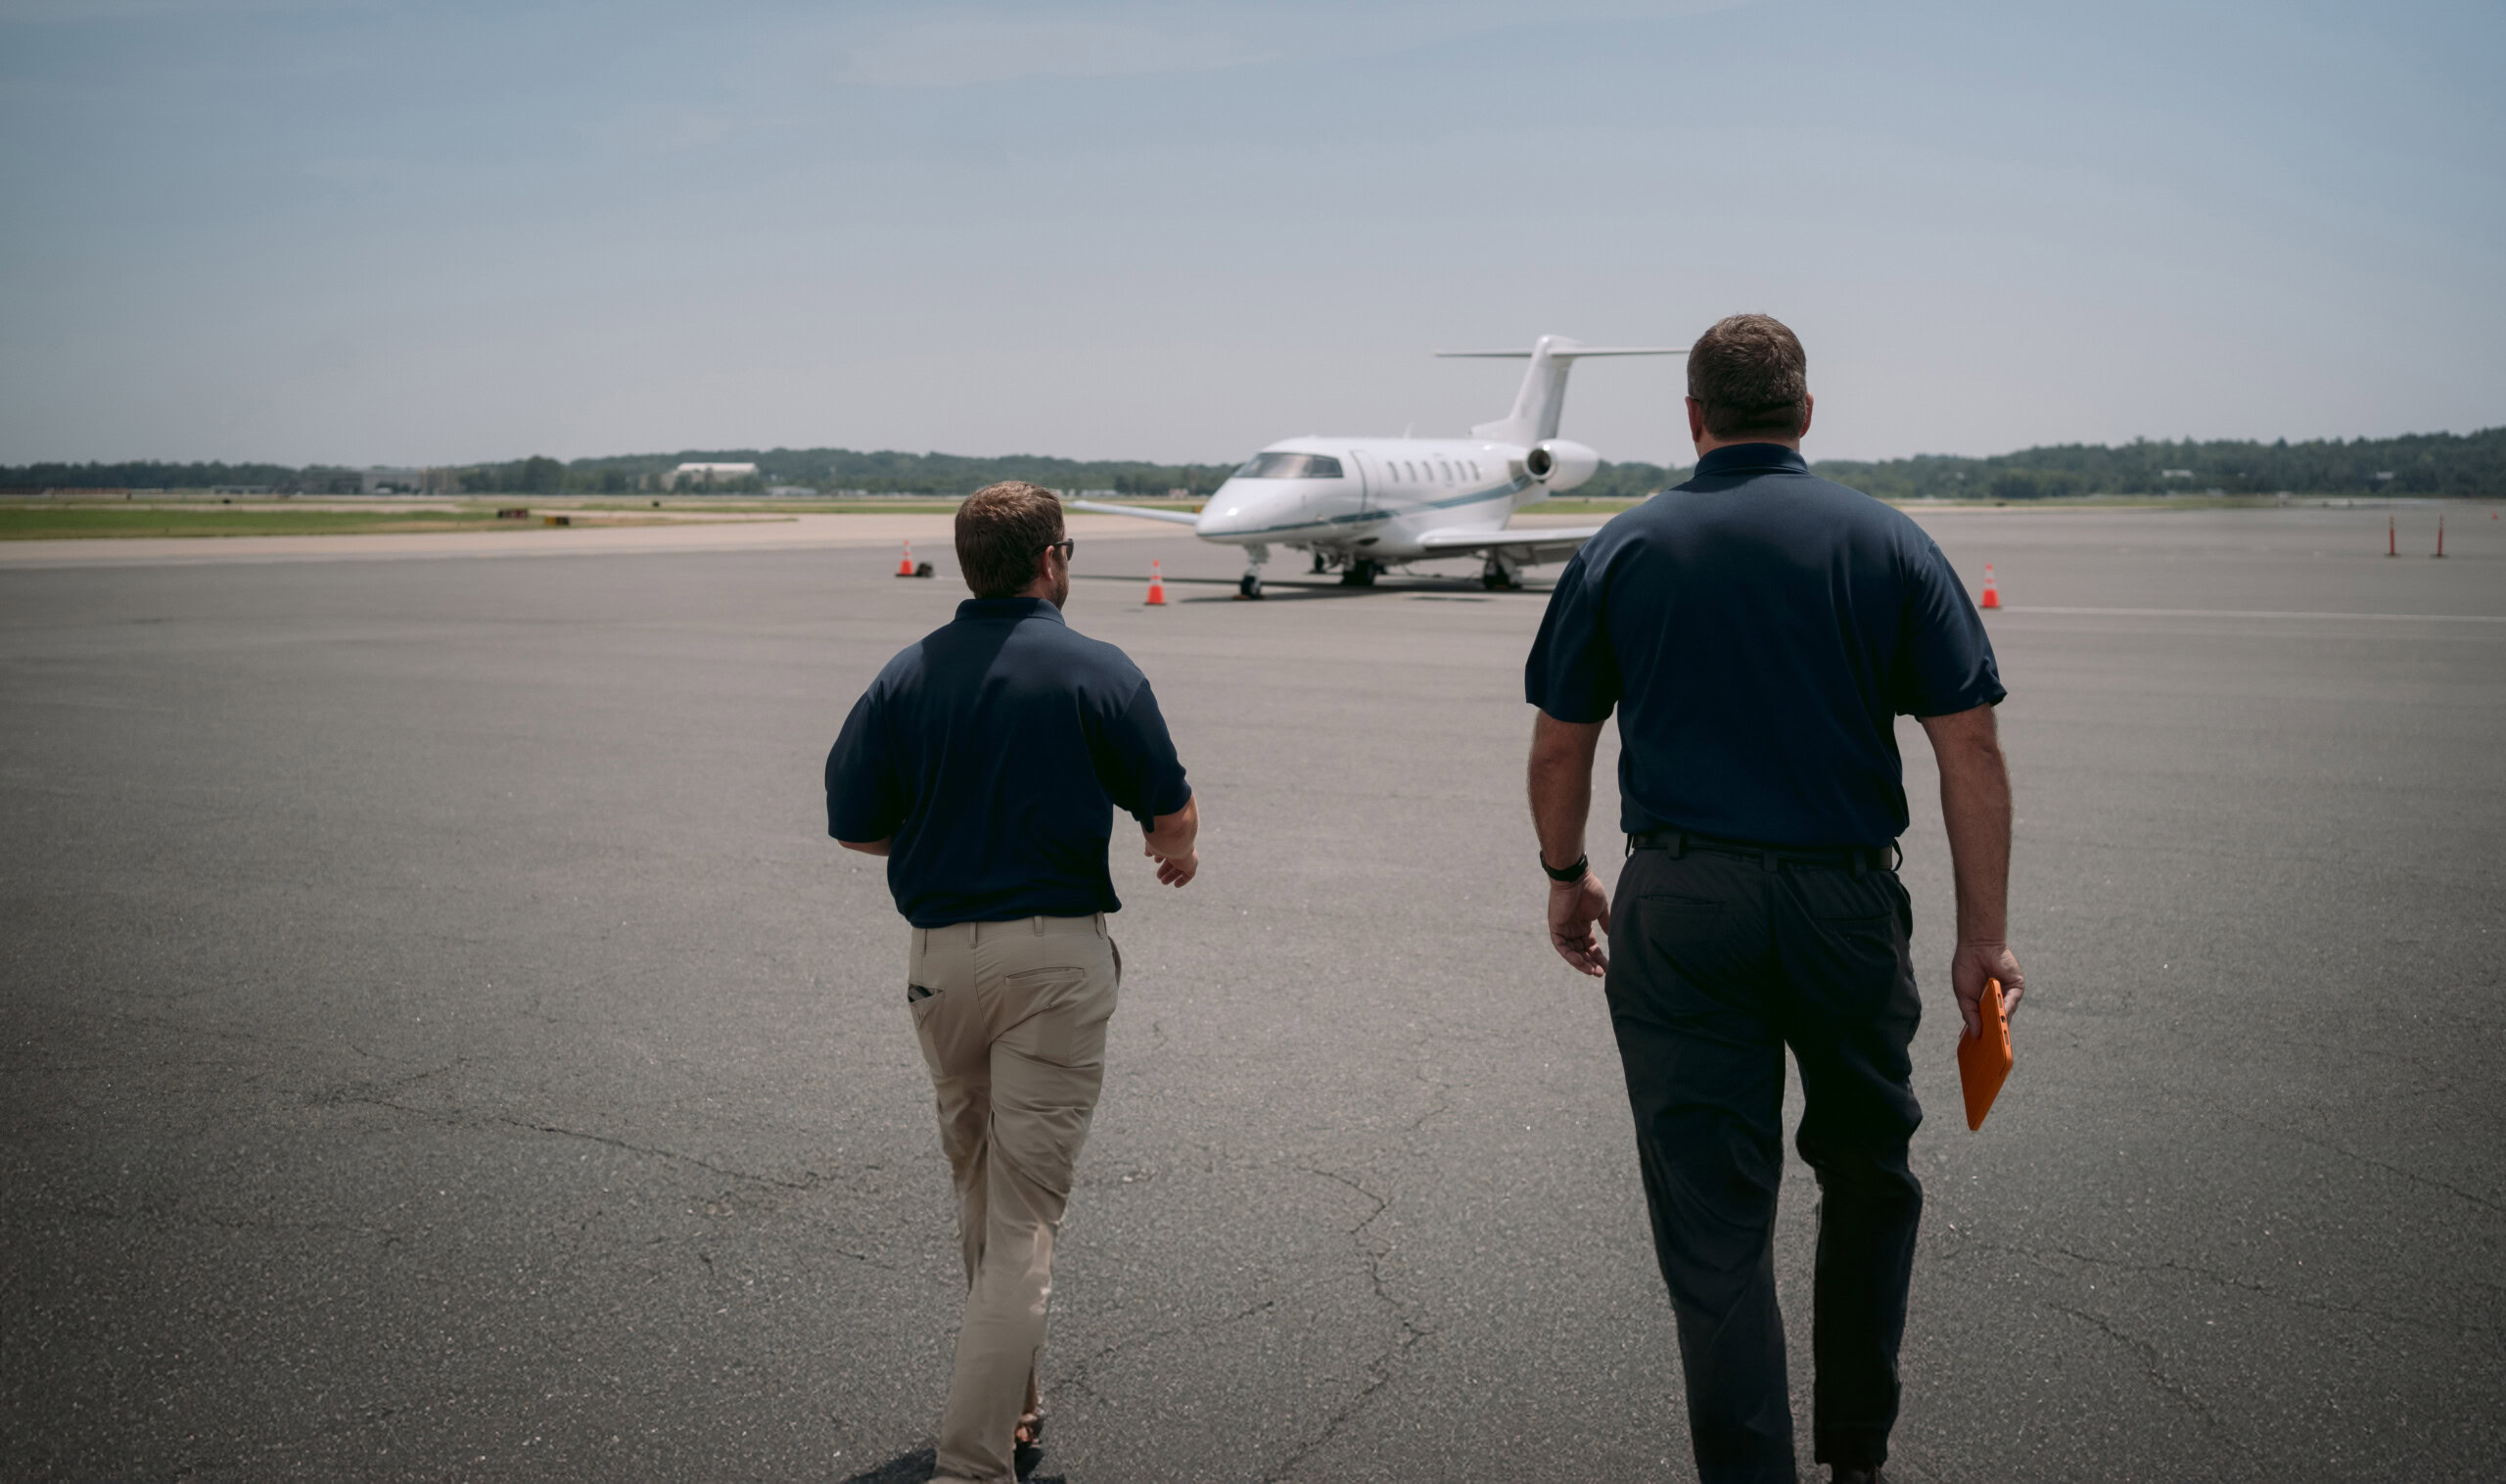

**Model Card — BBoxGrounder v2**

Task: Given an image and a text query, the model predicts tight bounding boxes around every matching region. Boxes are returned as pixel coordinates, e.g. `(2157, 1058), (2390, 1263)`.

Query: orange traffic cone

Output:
(1978, 563), (2001, 610)
(1145, 560), (1168, 606)
(896, 540), (915, 578)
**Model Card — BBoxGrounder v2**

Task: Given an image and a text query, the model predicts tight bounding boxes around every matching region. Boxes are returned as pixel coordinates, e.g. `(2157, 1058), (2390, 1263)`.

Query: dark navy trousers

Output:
(1604, 844), (1925, 1483)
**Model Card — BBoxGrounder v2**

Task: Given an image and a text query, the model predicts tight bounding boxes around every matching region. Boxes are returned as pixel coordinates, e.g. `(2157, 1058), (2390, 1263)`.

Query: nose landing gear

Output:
(1236, 543), (1271, 601)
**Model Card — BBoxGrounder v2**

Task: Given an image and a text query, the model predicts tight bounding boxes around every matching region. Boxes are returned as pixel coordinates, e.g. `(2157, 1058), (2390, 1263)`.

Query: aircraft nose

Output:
(1195, 482), (1257, 537)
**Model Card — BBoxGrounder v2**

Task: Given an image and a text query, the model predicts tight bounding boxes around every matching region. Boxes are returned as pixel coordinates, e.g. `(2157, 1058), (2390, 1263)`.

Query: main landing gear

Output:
(1304, 548), (1384, 587)
(1236, 543), (1271, 600)
(1481, 553), (1523, 591)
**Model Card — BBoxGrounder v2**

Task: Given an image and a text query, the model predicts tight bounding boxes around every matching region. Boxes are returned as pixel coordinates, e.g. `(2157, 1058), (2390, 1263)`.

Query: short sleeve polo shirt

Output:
(827, 597), (1193, 927)
(1524, 443), (2004, 848)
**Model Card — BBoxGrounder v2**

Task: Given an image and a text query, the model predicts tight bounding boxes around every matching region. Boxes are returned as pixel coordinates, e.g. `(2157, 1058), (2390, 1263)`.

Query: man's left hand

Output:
(1548, 873), (1610, 976)
(1146, 840), (1198, 888)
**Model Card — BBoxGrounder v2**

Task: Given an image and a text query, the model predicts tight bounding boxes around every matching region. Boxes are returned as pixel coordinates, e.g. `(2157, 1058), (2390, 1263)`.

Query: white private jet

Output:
(1070, 335), (1683, 598)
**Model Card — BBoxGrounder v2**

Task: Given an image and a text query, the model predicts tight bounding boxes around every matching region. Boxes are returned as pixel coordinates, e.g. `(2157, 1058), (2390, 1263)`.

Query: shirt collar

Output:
(955, 596), (1066, 626)
(1694, 443), (1809, 478)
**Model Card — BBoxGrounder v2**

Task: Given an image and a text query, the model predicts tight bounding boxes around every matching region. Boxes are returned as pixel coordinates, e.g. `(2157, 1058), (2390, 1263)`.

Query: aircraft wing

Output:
(1067, 499), (1200, 528)
(1414, 525), (1603, 566)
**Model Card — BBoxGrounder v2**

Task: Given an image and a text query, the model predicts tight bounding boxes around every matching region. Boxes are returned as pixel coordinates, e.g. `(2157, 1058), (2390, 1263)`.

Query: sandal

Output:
(1013, 1412), (1044, 1481)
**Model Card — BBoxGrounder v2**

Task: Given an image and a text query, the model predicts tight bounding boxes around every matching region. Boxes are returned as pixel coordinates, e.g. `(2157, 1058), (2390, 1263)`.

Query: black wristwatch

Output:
(1541, 853), (1589, 883)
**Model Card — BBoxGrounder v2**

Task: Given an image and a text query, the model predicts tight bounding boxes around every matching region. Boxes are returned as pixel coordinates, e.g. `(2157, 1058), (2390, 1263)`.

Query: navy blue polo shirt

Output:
(827, 597), (1192, 927)
(1524, 443), (2003, 848)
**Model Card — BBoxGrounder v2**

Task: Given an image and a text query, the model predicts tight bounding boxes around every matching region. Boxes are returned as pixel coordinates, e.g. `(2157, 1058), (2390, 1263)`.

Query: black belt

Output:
(1628, 828), (1899, 875)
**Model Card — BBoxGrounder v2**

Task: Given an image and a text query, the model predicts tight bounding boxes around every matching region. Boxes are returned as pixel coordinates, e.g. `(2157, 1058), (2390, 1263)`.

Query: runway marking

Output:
(2003, 605), (2506, 624)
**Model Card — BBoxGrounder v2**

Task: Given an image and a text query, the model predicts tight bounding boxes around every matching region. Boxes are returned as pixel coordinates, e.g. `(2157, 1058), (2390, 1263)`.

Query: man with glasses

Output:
(828, 481), (1200, 1483)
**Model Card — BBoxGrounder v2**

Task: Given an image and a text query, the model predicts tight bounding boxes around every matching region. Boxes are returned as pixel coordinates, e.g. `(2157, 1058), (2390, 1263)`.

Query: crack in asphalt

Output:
(2275, 1128), (2501, 1215)
(2046, 1303), (2221, 1429)
(1946, 1236), (2489, 1335)
(1056, 1296), (1281, 1406)
(1404, 1055), (1452, 1134)
(493, 1114), (823, 1192)
(1266, 1166), (1434, 1482)
(321, 1090), (829, 1195)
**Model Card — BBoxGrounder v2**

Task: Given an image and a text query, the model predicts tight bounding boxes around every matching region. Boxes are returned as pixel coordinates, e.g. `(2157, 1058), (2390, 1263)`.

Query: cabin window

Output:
(1234, 451), (1345, 479)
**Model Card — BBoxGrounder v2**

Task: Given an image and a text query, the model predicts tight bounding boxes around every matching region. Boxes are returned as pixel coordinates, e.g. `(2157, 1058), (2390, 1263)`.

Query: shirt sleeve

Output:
(1892, 536), (2008, 717)
(1091, 677), (1192, 828)
(1523, 544), (1620, 722)
(826, 685), (905, 842)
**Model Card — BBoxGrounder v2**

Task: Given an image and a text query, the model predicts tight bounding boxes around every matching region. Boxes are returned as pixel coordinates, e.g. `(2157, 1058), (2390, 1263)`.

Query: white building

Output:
(665, 462), (761, 488)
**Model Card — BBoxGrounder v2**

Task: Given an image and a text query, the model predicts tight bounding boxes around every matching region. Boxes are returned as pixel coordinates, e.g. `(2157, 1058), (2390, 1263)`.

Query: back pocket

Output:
(998, 965), (1111, 1066)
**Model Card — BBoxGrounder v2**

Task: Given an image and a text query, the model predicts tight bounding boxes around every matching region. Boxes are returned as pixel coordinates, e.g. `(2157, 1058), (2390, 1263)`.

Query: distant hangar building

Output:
(665, 462), (761, 488)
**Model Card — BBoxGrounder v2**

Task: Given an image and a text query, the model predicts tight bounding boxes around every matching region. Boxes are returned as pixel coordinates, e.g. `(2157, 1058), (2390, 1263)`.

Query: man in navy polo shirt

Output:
(828, 482), (1198, 1484)
(1524, 315), (2025, 1484)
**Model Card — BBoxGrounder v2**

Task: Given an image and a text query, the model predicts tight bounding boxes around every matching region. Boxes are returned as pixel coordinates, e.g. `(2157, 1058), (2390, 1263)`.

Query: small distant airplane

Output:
(1070, 335), (1684, 598)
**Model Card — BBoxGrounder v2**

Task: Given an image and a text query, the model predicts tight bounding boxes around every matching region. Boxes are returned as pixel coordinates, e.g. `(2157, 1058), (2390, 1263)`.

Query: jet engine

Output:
(1523, 439), (1600, 492)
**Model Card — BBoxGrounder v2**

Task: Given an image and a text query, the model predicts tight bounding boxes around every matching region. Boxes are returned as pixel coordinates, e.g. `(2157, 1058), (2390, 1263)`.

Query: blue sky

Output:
(2, 0), (2499, 467)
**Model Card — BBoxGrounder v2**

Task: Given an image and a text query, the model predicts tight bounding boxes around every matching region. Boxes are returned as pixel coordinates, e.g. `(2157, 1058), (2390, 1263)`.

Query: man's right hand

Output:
(1951, 940), (2024, 1041)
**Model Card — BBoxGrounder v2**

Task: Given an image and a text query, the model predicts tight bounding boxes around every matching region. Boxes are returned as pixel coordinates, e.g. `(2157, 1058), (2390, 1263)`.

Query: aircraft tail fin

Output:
(1436, 335), (1685, 443)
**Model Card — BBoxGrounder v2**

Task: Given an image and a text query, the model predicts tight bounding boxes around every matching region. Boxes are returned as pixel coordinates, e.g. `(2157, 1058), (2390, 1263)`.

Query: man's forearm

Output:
(1928, 714), (2012, 943)
(837, 837), (893, 858)
(1143, 797), (1198, 858)
(1528, 712), (1604, 869)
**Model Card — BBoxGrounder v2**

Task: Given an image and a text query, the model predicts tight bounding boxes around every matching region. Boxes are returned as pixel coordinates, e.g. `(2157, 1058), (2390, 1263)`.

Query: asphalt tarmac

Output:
(3, 504), (2499, 1481)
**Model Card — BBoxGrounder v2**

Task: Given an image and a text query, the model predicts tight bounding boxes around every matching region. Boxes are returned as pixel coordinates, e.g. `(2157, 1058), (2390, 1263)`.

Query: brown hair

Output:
(1687, 313), (1809, 440)
(954, 481), (1066, 598)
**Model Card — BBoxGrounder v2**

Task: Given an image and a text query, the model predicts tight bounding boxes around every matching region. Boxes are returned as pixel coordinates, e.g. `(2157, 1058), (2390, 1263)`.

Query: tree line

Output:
(6, 428), (2500, 498)
(1811, 428), (2506, 500)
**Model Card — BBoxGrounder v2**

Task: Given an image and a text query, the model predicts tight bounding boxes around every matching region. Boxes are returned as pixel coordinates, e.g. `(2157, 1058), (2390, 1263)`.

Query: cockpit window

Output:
(1234, 451), (1345, 480)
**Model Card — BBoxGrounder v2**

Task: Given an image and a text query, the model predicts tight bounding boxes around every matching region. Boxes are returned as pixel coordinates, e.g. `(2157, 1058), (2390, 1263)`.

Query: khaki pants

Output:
(909, 913), (1120, 1484)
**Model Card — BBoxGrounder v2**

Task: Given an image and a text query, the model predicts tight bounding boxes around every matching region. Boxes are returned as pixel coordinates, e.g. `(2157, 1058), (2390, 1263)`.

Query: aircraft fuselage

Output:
(1191, 437), (1538, 562)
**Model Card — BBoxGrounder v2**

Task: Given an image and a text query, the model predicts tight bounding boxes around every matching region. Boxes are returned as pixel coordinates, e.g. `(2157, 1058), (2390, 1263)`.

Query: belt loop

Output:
(1625, 833), (1636, 859)
(1032, 915), (1044, 936)
(1671, 830), (1688, 859)
(1850, 850), (1868, 879)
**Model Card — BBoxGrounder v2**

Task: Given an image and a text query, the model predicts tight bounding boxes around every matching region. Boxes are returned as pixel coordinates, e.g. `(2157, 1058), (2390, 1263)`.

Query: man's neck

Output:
(1692, 434), (1802, 459)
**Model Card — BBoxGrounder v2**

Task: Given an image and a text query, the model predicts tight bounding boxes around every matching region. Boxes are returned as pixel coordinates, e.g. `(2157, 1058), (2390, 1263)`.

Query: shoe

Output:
(1013, 1413), (1043, 1481)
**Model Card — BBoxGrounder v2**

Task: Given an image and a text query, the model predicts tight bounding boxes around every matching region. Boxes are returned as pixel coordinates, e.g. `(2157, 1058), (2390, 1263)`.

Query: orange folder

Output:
(1957, 977), (2014, 1131)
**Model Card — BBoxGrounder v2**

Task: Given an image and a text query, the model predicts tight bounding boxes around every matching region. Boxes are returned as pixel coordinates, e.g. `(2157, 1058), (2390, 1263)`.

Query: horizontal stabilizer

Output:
(1434, 348), (1685, 358)
(1067, 499), (1200, 527)
(1448, 334), (1685, 443)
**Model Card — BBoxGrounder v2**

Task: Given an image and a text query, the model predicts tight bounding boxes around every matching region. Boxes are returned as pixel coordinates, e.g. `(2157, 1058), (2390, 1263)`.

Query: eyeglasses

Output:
(1039, 537), (1076, 562)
